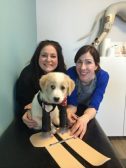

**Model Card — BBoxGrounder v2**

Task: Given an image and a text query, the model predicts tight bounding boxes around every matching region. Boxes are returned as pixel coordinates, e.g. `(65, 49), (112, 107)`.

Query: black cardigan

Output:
(16, 64), (41, 114)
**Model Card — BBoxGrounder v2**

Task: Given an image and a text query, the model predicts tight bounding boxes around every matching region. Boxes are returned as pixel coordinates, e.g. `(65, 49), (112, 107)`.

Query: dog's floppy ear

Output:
(39, 74), (49, 91)
(66, 76), (75, 96)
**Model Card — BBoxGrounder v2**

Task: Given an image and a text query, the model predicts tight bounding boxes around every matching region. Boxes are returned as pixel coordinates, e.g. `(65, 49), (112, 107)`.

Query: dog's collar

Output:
(37, 92), (67, 113)
(37, 92), (57, 113)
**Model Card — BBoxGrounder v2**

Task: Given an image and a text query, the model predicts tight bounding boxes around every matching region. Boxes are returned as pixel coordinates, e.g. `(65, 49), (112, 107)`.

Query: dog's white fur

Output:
(31, 72), (75, 130)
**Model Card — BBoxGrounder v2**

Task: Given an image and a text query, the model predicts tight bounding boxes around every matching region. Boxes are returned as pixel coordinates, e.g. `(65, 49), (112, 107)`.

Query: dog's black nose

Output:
(54, 97), (60, 102)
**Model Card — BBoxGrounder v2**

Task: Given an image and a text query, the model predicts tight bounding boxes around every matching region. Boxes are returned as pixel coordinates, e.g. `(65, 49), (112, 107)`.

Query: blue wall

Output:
(0, 0), (37, 136)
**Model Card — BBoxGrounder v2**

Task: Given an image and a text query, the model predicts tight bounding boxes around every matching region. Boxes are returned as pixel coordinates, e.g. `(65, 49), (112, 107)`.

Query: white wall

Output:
(0, 0), (37, 136)
(36, 0), (126, 136)
(97, 57), (126, 136)
(36, 0), (126, 68)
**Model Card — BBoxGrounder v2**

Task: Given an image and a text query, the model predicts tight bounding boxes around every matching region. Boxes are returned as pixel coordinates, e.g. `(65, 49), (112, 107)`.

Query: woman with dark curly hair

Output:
(16, 40), (66, 128)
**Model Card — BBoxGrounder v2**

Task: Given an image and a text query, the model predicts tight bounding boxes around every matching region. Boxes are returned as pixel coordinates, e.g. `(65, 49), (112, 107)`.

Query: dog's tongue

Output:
(60, 97), (67, 106)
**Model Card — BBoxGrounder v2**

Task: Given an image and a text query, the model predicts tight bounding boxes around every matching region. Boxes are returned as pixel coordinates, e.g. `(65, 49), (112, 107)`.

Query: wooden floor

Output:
(109, 137), (126, 168)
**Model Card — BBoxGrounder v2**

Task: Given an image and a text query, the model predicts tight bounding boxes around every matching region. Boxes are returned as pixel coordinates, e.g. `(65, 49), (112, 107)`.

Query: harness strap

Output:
(37, 92), (67, 131)
(37, 92), (57, 113)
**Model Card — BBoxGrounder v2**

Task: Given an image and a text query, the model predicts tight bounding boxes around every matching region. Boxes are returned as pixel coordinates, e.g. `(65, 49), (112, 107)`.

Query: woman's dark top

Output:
(16, 64), (42, 116)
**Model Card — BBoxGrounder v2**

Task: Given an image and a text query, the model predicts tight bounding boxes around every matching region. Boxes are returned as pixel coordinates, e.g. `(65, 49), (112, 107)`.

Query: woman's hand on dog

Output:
(22, 110), (37, 129)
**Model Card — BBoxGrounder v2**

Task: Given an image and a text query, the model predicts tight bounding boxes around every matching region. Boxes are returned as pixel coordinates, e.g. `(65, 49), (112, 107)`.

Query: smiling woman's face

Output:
(38, 45), (58, 73)
(76, 52), (98, 83)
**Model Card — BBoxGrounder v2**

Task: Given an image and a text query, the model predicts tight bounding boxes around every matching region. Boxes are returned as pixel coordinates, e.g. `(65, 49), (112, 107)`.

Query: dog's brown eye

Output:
(61, 86), (65, 90)
(51, 85), (55, 90)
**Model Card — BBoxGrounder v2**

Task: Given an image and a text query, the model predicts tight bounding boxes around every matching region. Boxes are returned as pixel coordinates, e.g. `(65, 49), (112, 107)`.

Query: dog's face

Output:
(39, 72), (75, 104)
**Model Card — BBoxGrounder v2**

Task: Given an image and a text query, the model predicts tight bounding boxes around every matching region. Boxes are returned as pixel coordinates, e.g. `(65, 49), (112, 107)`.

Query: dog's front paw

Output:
(41, 132), (52, 138)
(58, 127), (68, 134)
(51, 125), (57, 134)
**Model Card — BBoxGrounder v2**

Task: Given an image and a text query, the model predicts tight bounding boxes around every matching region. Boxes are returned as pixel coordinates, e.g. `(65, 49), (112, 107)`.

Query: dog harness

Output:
(37, 92), (67, 132)
(37, 92), (57, 113)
